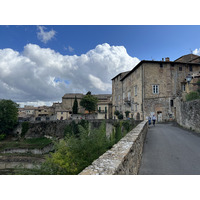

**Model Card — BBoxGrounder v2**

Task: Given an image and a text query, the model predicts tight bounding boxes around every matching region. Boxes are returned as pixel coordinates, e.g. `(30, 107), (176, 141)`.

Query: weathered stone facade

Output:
(175, 98), (200, 133)
(112, 54), (200, 122)
(79, 120), (148, 175)
(112, 71), (130, 117)
(62, 93), (112, 119)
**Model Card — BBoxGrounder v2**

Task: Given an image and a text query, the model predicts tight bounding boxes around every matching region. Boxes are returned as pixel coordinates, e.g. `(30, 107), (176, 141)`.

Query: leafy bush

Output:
(0, 134), (6, 141)
(21, 122), (29, 137)
(64, 120), (89, 137)
(125, 111), (130, 118)
(38, 121), (110, 175)
(114, 110), (120, 116)
(17, 120), (136, 175)
(122, 121), (131, 133)
(118, 114), (123, 120)
(0, 99), (19, 135)
(186, 91), (200, 101)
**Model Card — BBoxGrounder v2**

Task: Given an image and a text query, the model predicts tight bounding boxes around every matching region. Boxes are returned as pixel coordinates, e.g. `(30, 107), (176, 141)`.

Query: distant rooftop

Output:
(174, 54), (200, 63)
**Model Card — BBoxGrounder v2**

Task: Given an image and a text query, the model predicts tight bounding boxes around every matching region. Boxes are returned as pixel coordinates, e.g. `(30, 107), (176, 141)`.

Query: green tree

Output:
(186, 91), (200, 101)
(36, 121), (110, 175)
(118, 114), (123, 120)
(80, 91), (98, 113)
(114, 110), (120, 116)
(72, 96), (78, 114)
(0, 99), (19, 135)
(125, 111), (130, 118)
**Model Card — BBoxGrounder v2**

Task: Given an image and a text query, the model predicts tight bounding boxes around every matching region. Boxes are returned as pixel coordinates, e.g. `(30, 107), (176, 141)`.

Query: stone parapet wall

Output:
(175, 98), (200, 133)
(79, 120), (148, 175)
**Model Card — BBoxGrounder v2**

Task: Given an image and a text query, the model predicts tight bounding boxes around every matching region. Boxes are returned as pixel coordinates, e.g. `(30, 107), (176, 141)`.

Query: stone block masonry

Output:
(79, 120), (148, 175)
(175, 98), (200, 133)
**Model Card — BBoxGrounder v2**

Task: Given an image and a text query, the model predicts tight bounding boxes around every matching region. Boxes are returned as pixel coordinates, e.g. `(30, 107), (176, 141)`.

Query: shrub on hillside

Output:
(186, 91), (200, 101)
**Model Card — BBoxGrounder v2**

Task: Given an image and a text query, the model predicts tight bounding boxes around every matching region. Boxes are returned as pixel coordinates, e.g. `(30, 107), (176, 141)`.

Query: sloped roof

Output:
(174, 54), (200, 63)
(62, 93), (84, 99)
(111, 71), (130, 80)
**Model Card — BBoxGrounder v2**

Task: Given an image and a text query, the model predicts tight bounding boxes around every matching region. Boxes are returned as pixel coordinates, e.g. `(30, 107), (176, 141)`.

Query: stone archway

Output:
(157, 111), (162, 122)
(136, 112), (140, 120)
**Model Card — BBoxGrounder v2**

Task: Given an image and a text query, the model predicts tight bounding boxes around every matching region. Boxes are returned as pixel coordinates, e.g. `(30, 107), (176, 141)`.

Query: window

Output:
(61, 112), (63, 114)
(99, 107), (101, 112)
(152, 85), (159, 94)
(179, 67), (182, 71)
(134, 86), (137, 96)
(118, 95), (120, 101)
(160, 63), (163, 68)
(170, 100), (174, 107)
(135, 104), (137, 112)
(131, 104), (134, 111)
(189, 65), (193, 72)
(105, 107), (107, 113)
(182, 84), (186, 92)
(128, 92), (131, 100)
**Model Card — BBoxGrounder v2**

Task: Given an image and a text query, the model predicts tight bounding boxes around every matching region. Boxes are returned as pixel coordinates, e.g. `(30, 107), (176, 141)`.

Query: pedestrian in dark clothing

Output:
(152, 115), (156, 126)
(148, 116), (151, 126)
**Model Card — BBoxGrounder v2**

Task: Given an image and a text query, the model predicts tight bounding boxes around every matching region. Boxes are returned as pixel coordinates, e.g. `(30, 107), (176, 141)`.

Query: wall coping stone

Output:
(79, 120), (148, 175)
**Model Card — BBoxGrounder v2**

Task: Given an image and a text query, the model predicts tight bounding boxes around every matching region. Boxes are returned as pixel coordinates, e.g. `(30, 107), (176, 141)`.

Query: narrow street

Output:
(139, 122), (200, 175)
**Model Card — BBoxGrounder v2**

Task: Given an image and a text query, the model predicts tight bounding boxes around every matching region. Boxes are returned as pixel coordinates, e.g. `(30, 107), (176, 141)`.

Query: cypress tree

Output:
(72, 96), (78, 114)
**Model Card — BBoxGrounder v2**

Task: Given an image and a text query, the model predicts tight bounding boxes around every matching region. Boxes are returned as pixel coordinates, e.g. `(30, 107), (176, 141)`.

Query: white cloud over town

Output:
(37, 26), (56, 44)
(193, 48), (200, 55)
(0, 43), (140, 106)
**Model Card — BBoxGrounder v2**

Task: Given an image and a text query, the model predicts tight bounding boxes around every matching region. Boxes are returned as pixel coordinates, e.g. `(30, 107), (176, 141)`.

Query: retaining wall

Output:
(14, 119), (139, 139)
(175, 98), (200, 133)
(79, 120), (148, 175)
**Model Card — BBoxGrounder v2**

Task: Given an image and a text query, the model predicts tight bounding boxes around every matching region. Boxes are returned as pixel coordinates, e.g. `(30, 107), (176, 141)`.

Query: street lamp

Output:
(186, 74), (192, 83)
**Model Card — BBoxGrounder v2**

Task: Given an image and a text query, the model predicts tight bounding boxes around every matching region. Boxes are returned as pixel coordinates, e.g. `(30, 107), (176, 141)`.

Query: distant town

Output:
(18, 53), (200, 123)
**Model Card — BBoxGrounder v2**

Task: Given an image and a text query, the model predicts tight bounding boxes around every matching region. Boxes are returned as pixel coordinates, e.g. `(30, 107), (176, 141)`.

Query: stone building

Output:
(18, 105), (37, 121)
(61, 93), (112, 119)
(112, 54), (200, 122)
(35, 106), (55, 119)
(62, 93), (84, 114)
(96, 94), (112, 119)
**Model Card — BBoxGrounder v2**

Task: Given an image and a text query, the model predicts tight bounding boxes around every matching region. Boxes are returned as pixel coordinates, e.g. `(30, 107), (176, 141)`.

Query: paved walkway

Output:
(139, 122), (200, 175)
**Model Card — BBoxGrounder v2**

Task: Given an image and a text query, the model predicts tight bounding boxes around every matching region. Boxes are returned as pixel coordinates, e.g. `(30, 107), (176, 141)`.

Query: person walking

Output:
(152, 114), (156, 126)
(148, 116), (151, 126)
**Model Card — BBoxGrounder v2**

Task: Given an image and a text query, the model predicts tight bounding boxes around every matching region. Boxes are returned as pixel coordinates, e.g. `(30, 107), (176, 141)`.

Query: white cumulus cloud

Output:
(193, 48), (200, 55)
(37, 26), (56, 44)
(0, 43), (140, 106)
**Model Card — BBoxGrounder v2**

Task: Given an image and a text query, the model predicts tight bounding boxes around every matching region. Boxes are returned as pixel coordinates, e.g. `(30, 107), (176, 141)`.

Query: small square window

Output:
(152, 85), (159, 94)
(189, 65), (193, 71)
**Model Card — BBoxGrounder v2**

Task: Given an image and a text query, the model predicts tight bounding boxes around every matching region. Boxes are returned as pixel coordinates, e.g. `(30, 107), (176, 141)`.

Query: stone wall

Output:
(1, 143), (54, 155)
(79, 120), (148, 175)
(15, 119), (139, 139)
(175, 98), (200, 133)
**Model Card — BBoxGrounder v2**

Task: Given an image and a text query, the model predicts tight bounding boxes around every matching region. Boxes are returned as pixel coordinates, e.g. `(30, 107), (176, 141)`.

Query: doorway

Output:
(157, 111), (162, 122)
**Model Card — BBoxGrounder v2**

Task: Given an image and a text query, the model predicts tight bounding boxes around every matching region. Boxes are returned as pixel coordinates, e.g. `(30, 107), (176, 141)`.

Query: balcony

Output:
(124, 97), (131, 106)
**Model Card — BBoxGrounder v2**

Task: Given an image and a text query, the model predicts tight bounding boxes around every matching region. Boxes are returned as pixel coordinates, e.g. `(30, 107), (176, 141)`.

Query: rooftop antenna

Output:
(190, 49), (193, 60)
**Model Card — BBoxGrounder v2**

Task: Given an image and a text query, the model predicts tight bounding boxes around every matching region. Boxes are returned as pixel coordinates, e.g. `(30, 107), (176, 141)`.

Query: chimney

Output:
(165, 57), (170, 62)
(162, 58), (164, 61)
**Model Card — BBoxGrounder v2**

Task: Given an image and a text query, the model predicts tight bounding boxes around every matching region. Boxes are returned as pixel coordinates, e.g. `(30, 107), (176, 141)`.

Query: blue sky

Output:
(1, 25), (200, 106)
(1, 25), (200, 61)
